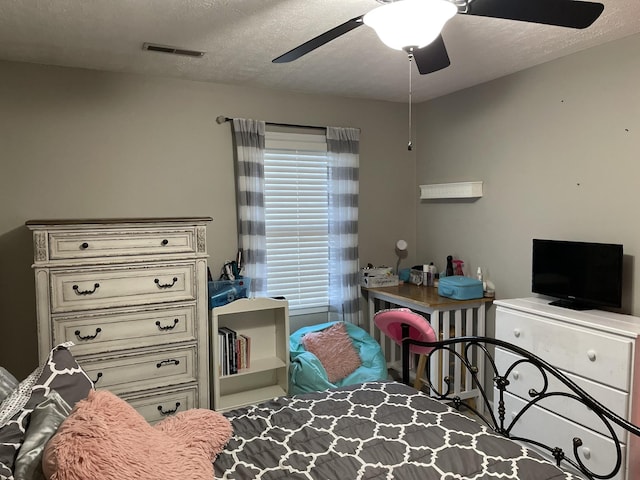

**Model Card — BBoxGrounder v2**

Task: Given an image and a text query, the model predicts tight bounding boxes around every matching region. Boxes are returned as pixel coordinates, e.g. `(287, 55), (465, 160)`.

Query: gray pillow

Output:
(0, 367), (19, 404)
(0, 343), (93, 478)
(0, 367), (43, 427)
(14, 390), (71, 480)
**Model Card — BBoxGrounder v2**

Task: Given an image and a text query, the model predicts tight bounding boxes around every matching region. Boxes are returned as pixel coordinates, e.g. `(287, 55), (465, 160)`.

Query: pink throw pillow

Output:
(302, 322), (362, 383)
(42, 390), (232, 480)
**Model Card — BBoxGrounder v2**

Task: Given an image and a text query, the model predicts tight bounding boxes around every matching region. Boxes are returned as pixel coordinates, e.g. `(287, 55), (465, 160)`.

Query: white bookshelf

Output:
(209, 297), (289, 411)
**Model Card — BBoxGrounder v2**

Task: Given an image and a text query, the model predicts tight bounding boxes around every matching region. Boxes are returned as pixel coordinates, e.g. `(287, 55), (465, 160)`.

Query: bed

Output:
(214, 335), (640, 480)
(215, 380), (577, 479)
(3, 336), (640, 480)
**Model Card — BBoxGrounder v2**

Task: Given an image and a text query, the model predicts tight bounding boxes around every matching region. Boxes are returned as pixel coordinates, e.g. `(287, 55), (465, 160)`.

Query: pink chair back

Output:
(374, 308), (436, 355)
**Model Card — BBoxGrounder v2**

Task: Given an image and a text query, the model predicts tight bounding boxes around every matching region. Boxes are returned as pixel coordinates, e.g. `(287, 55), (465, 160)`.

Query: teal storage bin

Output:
(438, 275), (483, 300)
(208, 278), (251, 308)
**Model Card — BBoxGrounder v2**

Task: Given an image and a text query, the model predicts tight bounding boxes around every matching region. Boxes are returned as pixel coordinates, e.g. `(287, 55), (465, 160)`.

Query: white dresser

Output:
(27, 217), (212, 423)
(494, 297), (640, 480)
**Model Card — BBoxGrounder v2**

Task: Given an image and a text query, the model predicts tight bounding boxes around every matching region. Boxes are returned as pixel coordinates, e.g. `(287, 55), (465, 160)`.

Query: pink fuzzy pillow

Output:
(42, 390), (232, 480)
(302, 322), (362, 383)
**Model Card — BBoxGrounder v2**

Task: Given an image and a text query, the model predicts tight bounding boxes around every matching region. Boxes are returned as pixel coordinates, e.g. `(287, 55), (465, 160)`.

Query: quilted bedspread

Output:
(214, 381), (581, 480)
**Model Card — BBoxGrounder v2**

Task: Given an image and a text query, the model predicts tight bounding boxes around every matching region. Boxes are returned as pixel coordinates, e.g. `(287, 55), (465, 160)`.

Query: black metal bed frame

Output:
(400, 334), (640, 480)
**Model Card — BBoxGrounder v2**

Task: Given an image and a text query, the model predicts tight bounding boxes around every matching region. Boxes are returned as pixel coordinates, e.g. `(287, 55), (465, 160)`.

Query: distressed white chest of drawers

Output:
(27, 217), (212, 423)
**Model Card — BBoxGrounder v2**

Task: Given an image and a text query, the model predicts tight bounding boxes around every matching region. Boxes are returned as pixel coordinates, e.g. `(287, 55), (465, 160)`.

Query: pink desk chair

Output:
(373, 308), (437, 390)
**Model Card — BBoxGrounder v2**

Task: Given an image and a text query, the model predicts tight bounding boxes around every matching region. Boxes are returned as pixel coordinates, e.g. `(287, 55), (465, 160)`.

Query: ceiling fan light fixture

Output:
(363, 0), (457, 51)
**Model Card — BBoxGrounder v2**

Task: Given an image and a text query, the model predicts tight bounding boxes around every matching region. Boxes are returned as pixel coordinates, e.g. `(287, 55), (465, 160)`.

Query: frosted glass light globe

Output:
(363, 0), (457, 51)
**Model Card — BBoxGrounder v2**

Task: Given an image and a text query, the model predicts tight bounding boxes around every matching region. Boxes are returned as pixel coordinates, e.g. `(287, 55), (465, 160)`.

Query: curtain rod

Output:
(215, 116), (327, 131)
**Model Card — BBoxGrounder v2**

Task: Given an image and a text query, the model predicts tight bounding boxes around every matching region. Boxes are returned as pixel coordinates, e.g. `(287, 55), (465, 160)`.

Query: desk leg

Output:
(476, 304), (486, 414)
(465, 308), (473, 402)
(368, 295), (376, 340)
(430, 309), (441, 395)
(454, 309), (463, 396)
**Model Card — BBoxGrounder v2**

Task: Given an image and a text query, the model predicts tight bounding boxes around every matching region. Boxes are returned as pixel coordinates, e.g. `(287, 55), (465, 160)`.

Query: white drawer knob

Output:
(582, 447), (591, 460)
(513, 328), (521, 338)
(513, 371), (520, 380)
(587, 350), (597, 362)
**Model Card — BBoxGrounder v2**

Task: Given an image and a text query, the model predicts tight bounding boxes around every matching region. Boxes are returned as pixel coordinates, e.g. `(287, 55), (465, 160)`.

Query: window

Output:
(264, 131), (329, 315)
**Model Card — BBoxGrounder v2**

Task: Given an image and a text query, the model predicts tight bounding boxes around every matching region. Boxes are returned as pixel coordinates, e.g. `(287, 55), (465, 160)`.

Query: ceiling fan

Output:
(272, 0), (605, 75)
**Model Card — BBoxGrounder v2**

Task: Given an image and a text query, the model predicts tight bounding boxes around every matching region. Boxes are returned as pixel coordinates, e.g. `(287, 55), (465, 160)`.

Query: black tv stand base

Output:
(549, 299), (594, 311)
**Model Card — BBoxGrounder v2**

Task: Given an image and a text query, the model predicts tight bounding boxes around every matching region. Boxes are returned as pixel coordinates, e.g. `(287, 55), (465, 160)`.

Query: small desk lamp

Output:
(395, 239), (408, 274)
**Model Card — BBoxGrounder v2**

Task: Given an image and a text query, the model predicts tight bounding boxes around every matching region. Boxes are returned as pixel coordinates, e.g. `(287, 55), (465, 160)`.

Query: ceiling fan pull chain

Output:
(408, 50), (414, 151)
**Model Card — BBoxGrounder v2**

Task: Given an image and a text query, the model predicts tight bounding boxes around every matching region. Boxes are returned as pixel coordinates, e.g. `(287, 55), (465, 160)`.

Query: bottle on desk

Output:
(445, 255), (454, 277)
(423, 262), (436, 287)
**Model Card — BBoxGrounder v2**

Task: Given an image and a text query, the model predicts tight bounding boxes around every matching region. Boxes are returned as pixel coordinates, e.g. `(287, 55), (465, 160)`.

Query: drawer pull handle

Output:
(156, 319), (179, 331)
(161, 239), (169, 246)
(513, 328), (521, 338)
(75, 327), (102, 340)
(92, 372), (103, 385)
(80, 242), (89, 250)
(587, 350), (597, 362)
(157, 402), (181, 415)
(73, 283), (100, 295)
(157, 359), (180, 368)
(155, 277), (178, 289)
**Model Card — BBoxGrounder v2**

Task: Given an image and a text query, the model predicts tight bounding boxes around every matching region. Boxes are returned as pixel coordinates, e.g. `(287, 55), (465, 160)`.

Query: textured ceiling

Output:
(0, 0), (639, 103)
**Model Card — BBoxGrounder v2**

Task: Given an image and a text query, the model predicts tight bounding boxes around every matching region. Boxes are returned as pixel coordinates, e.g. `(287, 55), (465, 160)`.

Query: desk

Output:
(363, 284), (492, 409)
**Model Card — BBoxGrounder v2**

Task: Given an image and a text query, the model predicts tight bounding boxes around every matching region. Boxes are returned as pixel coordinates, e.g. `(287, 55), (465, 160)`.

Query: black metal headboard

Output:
(401, 335), (640, 480)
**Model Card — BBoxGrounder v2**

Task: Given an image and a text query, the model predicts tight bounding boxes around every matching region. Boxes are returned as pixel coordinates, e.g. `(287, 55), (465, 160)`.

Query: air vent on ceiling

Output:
(143, 42), (205, 58)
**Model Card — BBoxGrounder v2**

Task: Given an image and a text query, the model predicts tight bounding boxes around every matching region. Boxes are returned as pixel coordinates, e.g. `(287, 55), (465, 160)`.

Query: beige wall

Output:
(0, 60), (418, 378)
(415, 32), (640, 329)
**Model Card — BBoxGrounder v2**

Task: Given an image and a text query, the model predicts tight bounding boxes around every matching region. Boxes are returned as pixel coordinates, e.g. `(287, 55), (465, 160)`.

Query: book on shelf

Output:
(218, 327), (251, 375)
(218, 327), (237, 375)
(217, 331), (225, 376)
(236, 334), (251, 370)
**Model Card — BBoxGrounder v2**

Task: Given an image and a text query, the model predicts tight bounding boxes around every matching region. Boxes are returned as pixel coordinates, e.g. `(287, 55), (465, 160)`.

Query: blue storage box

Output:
(208, 278), (251, 308)
(438, 275), (483, 300)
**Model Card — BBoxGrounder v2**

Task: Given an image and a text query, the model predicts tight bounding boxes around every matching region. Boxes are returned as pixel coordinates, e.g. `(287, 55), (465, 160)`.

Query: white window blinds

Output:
(264, 131), (329, 315)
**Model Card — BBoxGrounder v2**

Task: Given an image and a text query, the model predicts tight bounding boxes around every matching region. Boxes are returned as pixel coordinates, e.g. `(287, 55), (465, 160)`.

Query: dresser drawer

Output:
(48, 228), (197, 260)
(496, 307), (633, 391)
(495, 347), (628, 439)
(80, 345), (197, 395)
(53, 304), (197, 356)
(500, 391), (626, 480)
(124, 386), (198, 425)
(50, 264), (195, 313)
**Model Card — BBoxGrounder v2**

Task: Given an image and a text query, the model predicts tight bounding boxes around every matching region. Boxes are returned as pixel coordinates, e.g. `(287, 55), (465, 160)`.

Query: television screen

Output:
(532, 239), (623, 310)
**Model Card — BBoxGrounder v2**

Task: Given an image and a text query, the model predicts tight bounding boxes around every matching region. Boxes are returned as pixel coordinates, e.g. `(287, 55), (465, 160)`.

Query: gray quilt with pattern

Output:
(214, 381), (580, 479)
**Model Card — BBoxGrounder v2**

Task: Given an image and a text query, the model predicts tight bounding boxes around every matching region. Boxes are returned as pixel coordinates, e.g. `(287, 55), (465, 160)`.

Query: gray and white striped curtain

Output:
(327, 127), (361, 324)
(231, 118), (267, 296)
(231, 120), (360, 318)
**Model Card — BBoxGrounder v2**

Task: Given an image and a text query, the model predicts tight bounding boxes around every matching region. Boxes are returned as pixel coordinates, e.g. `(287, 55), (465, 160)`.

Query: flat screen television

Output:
(532, 239), (623, 310)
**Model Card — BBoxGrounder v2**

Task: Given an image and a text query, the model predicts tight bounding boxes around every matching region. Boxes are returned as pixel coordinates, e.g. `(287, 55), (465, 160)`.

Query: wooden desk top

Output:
(363, 283), (493, 309)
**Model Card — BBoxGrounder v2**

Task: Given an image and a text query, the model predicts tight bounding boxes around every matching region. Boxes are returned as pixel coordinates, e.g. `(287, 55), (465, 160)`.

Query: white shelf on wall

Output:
(419, 181), (483, 199)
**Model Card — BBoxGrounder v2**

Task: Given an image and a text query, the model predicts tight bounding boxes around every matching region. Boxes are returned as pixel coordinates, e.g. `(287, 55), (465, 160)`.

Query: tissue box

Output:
(208, 278), (251, 308)
(360, 267), (399, 288)
(438, 275), (483, 300)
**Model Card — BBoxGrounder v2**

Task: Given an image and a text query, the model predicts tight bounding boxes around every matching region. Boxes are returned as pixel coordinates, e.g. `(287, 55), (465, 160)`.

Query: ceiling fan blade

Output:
(413, 35), (451, 74)
(273, 16), (364, 63)
(463, 0), (604, 29)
